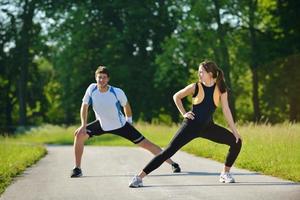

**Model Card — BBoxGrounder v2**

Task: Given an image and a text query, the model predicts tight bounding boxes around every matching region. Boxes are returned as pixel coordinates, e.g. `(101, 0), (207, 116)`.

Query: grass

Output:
(16, 122), (300, 182)
(15, 124), (75, 145)
(0, 138), (46, 194)
(14, 123), (178, 147)
(181, 122), (300, 182)
(0, 122), (299, 195)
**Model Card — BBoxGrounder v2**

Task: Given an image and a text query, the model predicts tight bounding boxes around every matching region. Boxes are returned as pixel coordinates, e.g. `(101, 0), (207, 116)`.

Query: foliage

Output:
(0, 0), (299, 132)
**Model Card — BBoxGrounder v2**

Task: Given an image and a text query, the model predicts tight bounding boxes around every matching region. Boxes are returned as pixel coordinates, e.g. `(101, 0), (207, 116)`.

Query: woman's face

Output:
(198, 65), (211, 82)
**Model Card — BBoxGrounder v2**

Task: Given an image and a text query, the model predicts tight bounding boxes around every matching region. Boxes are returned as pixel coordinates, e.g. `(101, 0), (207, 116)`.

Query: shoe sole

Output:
(71, 173), (82, 178)
(219, 178), (235, 183)
(129, 184), (143, 188)
(129, 181), (143, 188)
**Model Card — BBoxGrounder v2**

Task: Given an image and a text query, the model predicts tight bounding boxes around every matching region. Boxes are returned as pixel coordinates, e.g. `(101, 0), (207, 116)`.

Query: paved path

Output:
(1, 146), (299, 200)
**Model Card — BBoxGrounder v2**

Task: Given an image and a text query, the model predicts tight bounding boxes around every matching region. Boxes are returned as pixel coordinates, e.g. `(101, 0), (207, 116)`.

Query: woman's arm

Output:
(173, 83), (195, 120)
(220, 92), (242, 142)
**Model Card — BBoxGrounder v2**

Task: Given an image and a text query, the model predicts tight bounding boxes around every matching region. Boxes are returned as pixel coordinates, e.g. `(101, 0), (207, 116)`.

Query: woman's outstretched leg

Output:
(129, 122), (197, 187)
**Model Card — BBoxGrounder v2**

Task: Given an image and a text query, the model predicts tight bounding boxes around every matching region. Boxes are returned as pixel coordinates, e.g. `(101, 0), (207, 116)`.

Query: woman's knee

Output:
(234, 139), (242, 150)
(229, 138), (242, 149)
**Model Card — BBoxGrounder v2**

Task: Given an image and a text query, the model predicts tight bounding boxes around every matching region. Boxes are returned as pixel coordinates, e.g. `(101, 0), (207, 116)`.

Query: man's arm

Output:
(74, 103), (89, 135)
(123, 102), (133, 123)
(80, 103), (89, 127)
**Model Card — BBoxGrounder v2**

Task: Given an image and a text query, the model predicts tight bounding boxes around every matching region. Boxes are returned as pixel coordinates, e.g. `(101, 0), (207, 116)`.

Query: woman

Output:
(129, 60), (242, 187)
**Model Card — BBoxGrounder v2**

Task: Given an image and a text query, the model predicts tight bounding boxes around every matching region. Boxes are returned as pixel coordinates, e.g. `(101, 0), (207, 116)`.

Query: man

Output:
(71, 66), (181, 177)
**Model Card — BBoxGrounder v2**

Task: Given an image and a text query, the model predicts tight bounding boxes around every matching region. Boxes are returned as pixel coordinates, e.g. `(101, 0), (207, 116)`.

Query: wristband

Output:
(126, 116), (133, 124)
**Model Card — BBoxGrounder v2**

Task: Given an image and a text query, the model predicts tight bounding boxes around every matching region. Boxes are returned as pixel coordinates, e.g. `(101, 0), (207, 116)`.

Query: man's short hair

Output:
(95, 66), (109, 77)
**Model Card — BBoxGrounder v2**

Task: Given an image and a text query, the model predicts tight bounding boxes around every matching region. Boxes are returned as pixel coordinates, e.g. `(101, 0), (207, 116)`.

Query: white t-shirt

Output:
(82, 84), (127, 131)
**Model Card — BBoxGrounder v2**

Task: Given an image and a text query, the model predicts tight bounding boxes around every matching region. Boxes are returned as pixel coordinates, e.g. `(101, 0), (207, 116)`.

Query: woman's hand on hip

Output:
(233, 132), (242, 143)
(183, 111), (195, 120)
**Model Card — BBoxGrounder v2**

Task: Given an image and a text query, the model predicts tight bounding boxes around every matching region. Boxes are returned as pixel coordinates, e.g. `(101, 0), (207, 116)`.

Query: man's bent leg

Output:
(74, 132), (89, 168)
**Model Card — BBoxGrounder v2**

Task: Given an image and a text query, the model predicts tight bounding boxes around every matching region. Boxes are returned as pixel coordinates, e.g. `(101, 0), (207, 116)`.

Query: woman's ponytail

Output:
(200, 60), (228, 93)
(216, 68), (227, 93)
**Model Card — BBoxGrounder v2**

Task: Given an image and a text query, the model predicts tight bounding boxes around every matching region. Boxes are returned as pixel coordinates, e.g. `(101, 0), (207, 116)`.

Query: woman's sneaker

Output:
(219, 172), (235, 183)
(172, 163), (181, 173)
(70, 167), (82, 178)
(129, 175), (143, 188)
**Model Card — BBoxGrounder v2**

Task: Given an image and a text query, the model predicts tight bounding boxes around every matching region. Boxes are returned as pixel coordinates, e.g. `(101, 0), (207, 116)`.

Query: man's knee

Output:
(75, 132), (89, 141)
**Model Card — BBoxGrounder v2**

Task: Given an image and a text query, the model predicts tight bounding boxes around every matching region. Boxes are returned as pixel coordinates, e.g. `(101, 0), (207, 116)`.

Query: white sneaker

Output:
(219, 172), (235, 183)
(129, 175), (143, 188)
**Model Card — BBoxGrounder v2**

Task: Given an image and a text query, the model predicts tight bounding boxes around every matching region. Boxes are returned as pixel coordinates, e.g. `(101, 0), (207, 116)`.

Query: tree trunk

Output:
(17, 0), (36, 126)
(249, 0), (261, 122)
(286, 54), (300, 122)
(212, 0), (236, 119)
(5, 80), (13, 133)
(250, 66), (260, 122)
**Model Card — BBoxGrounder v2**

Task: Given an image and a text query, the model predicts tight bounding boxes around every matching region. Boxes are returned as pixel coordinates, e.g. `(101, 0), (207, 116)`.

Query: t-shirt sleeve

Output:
(116, 89), (128, 106)
(82, 84), (96, 105)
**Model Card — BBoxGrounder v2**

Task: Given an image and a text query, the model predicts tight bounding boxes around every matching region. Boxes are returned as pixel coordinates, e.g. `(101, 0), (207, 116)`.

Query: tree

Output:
(46, 1), (179, 123)
(155, 0), (240, 122)
(15, 0), (38, 126)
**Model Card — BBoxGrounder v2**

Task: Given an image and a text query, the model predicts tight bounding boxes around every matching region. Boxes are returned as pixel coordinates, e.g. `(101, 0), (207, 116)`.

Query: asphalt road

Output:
(1, 146), (299, 200)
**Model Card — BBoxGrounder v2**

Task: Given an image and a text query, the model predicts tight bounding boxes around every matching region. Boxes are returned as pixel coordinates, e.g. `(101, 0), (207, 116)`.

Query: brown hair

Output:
(95, 66), (109, 77)
(199, 60), (227, 93)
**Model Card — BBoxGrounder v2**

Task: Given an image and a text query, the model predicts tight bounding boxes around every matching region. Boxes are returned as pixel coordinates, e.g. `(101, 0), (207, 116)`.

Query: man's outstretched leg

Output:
(111, 123), (182, 174)
(137, 139), (181, 173)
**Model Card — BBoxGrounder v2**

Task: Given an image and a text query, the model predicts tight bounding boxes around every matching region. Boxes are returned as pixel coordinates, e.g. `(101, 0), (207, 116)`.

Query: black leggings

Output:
(143, 120), (242, 174)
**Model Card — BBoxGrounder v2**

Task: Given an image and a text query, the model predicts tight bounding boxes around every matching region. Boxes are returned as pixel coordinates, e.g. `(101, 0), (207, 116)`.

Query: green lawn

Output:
(181, 123), (300, 182)
(0, 138), (46, 194)
(16, 122), (300, 182)
(0, 122), (299, 195)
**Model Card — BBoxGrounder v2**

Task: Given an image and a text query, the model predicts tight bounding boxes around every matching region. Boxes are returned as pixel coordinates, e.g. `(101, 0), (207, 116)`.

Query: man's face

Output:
(95, 73), (109, 88)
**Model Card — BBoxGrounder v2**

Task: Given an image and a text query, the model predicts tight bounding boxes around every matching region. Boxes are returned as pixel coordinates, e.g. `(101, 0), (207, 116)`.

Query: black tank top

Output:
(191, 82), (217, 124)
